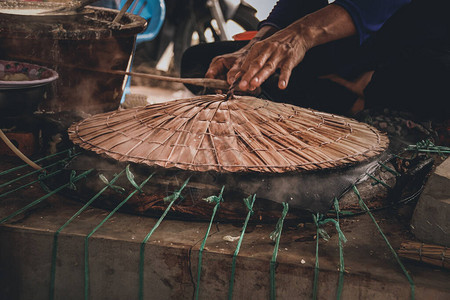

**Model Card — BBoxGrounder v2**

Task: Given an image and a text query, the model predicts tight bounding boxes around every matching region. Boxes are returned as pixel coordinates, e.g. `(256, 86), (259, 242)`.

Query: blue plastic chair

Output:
(119, 0), (166, 102)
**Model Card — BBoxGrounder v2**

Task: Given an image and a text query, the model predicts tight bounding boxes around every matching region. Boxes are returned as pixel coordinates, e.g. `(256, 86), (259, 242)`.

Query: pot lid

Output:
(68, 95), (389, 173)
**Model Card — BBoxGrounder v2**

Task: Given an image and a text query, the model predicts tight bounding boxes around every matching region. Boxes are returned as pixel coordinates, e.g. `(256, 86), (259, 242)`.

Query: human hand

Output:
(237, 26), (309, 92)
(205, 50), (245, 83)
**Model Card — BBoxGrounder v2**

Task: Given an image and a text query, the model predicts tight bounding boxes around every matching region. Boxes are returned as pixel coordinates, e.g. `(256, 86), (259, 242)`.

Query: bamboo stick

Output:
(399, 241), (449, 269)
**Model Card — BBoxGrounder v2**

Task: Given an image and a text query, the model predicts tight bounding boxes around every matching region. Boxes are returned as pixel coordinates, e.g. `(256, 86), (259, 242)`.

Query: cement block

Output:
(412, 157), (450, 247)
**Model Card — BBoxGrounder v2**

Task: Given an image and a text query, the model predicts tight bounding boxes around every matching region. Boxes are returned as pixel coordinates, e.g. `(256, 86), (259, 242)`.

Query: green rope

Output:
(99, 174), (125, 194)
(378, 162), (400, 177)
(228, 194), (256, 300)
(126, 165), (143, 193)
(0, 169), (63, 199)
(68, 170), (77, 190)
(0, 148), (73, 177)
(49, 170), (125, 300)
(352, 185), (415, 300)
(367, 173), (392, 189)
(408, 148), (450, 154)
(312, 213), (320, 300)
(85, 172), (154, 300)
(139, 177), (190, 300)
(269, 202), (289, 300)
(194, 186), (224, 300)
(162, 177), (191, 203)
(0, 169), (94, 224)
(407, 140), (450, 156)
(312, 211), (347, 300)
(0, 158), (70, 189)
(334, 198), (345, 300)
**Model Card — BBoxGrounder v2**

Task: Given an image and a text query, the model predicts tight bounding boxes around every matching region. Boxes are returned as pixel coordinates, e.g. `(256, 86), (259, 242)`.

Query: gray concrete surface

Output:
(412, 157), (450, 247)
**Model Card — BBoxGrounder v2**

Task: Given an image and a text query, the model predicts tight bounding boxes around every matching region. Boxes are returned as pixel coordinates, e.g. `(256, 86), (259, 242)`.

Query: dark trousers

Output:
(181, 0), (450, 120)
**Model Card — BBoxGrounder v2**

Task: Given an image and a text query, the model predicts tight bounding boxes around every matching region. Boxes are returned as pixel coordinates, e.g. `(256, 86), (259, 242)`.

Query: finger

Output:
(248, 55), (283, 91)
(205, 57), (227, 79)
(227, 64), (241, 85)
(278, 59), (295, 90)
(239, 45), (273, 91)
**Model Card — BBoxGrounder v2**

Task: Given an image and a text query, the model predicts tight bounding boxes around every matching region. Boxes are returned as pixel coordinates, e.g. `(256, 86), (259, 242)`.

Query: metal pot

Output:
(0, 3), (147, 115)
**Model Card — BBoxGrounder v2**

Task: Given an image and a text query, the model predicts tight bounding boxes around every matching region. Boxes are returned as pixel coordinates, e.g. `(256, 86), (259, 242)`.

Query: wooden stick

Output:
(9, 55), (231, 90)
(0, 129), (42, 171)
(111, 70), (230, 90)
(112, 0), (134, 24)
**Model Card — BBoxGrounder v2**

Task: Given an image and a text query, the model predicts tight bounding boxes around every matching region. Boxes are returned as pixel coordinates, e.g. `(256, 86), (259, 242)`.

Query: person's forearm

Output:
(287, 4), (356, 51)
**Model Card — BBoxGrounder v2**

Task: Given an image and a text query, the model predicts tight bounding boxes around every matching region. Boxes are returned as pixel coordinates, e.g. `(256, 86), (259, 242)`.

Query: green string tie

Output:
(68, 170), (77, 190)
(242, 194), (255, 214)
(194, 186), (225, 300)
(407, 139), (450, 156)
(313, 214), (330, 242)
(125, 165), (143, 193)
(312, 213), (321, 300)
(99, 173), (125, 194)
(367, 173), (392, 189)
(334, 198), (345, 300)
(202, 186), (225, 205)
(38, 172), (53, 193)
(49, 169), (126, 300)
(139, 177), (190, 300)
(378, 162), (401, 177)
(352, 185), (415, 300)
(312, 209), (347, 300)
(228, 194), (256, 300)
(163, 176), (191, 203)
(269, 202), (289, 300)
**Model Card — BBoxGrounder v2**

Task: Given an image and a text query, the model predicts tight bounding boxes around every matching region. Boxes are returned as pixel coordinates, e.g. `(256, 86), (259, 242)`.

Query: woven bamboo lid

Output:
(68, 95), (388, 173)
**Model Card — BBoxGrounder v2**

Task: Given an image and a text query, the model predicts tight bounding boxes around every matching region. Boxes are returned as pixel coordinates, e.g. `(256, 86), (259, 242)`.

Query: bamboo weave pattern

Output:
(69, 95), (388, 173)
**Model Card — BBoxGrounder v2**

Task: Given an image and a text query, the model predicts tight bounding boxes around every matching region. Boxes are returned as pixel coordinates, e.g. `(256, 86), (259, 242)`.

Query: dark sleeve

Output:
(258, 0), (328, 30)
(333, 0), (412, 44)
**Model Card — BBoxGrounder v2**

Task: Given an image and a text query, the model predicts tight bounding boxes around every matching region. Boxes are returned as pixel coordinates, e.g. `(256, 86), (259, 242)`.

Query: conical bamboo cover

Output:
(68, 95), (388, 173)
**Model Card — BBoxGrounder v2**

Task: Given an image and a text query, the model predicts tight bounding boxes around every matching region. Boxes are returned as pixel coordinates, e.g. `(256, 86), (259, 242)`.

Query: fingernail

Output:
(280, 80), (286, 89)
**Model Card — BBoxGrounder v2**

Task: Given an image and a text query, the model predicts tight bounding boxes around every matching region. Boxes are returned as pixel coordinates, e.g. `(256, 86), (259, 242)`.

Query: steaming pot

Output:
(0, 2), (147, 114)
